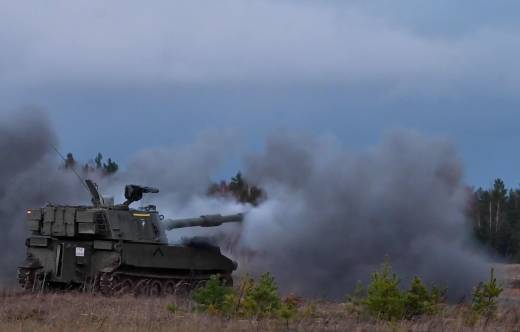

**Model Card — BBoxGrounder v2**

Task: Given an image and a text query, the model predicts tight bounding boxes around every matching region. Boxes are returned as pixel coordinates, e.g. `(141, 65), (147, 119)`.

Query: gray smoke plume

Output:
(237, 132), (488, 299)
(0, 111), (487, 298)
(0, 109), (87, 286)
(111, 132), (239, 206)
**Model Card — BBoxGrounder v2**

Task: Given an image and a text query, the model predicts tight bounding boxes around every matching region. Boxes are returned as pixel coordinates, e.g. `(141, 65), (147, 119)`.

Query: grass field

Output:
(1, 264), (520, 332)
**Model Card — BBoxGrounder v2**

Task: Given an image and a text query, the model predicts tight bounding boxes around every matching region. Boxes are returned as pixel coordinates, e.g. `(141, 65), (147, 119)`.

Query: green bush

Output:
(404, 277), (444, 318)
(192, 275), (233, 314)
(363, 261), (406, 321)
(191, 273), (289, 320)
(242, 273), (282, 318)
(278, 302), (298, 328)
(348, 261), (445, 321)
(472, 268), (503, 318)
(227, 276), (255, 316)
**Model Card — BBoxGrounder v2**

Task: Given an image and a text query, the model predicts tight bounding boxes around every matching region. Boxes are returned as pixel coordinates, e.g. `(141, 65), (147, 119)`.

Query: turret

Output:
(164, 213), (244, 230)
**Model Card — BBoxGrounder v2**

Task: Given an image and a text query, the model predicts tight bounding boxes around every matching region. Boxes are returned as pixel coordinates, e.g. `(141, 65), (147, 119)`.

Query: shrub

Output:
(404, 277), (444, 318)
(278, 302), (298, 328)
(229, 276), (255, 316)
(472, 268), (503, 319)
(192, 273), (288, 320)
(349, 261), (446, 321)
(363, 261), (406, 321)
(192, 275), (233, 314)
(242, 272), (282, 318)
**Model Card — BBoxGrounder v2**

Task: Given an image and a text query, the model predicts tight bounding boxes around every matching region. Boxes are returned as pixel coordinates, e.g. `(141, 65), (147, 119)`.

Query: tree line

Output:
(64, 152), (119, 176)
(469, 178), (520, 260)
(207, 172), (264, 206)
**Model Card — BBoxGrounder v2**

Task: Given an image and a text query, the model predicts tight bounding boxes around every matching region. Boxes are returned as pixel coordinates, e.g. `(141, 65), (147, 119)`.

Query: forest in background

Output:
(470, 179), (520, 260)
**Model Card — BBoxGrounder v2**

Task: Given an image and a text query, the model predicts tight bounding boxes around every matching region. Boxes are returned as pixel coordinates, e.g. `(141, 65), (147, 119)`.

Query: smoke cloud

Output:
(0, 111), (487, 298)
(0, 109), (87, 285)
(237, 133), (488, 298)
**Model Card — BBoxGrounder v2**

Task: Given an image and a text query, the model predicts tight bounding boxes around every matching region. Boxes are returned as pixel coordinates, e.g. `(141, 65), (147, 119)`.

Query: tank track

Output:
(96, 272), (232, 297)
(17, 268), (231, 297)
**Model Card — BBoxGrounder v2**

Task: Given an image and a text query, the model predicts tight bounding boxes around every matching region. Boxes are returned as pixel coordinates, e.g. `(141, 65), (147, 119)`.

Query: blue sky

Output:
(1, 0), (519, 187)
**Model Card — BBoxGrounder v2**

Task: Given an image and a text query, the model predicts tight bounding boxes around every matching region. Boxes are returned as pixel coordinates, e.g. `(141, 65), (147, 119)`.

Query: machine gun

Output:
(123, 184), (159, 206)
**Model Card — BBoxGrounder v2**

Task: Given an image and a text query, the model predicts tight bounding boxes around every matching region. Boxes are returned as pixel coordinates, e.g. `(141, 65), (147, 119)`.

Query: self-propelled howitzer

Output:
(18, 180), (243, 295)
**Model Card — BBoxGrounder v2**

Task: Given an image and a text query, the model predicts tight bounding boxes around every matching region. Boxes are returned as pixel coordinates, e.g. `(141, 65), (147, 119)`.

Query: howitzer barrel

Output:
(164, 213), (244, 230)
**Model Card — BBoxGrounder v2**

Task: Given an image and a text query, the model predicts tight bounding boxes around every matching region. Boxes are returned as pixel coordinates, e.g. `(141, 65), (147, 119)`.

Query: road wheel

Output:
(174, 281), (191, 297)
(99, 273), (115, 296)
(164, 281), (176, 296)
(114, 278), (134, 296)
(134, 279), (150, 297)
(149, 280), (163, 297)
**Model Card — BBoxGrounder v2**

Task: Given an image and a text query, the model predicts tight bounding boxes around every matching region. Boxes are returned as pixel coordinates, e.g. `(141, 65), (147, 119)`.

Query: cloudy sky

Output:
(1, 0), (519, 186)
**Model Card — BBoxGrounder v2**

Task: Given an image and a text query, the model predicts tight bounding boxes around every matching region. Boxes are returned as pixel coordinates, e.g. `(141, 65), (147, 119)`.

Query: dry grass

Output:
(2, 264), (520, 332)
(1, 291), (520, 332)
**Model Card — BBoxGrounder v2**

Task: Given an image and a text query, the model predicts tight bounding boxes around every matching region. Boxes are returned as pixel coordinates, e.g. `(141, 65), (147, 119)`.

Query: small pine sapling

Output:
(363, 261), (406, 321)
(472, 268), (503, 319)
(192, 275), (233, 314)
(404, 276), (444, 318)
(243, 272), (282, 318)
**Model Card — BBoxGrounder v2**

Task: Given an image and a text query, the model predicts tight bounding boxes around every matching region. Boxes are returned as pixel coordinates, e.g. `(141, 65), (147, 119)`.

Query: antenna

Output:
(50, 144), (91, 194)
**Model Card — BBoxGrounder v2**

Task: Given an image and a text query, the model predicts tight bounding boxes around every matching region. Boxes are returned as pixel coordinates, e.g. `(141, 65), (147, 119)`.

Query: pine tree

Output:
(490, 179), (509, 255)
(64, 153), (76, 169)
(103, 158), (119, 174)
(472, 268), (503, 318)
(95, 153), (103, 169)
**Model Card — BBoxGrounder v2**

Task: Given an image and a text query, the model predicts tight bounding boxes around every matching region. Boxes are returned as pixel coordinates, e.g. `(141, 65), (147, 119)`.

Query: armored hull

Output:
(18, 181), (242, 295)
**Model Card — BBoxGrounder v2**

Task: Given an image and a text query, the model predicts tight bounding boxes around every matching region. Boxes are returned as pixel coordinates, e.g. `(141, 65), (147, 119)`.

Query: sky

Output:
(1, 0), (519, 187)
